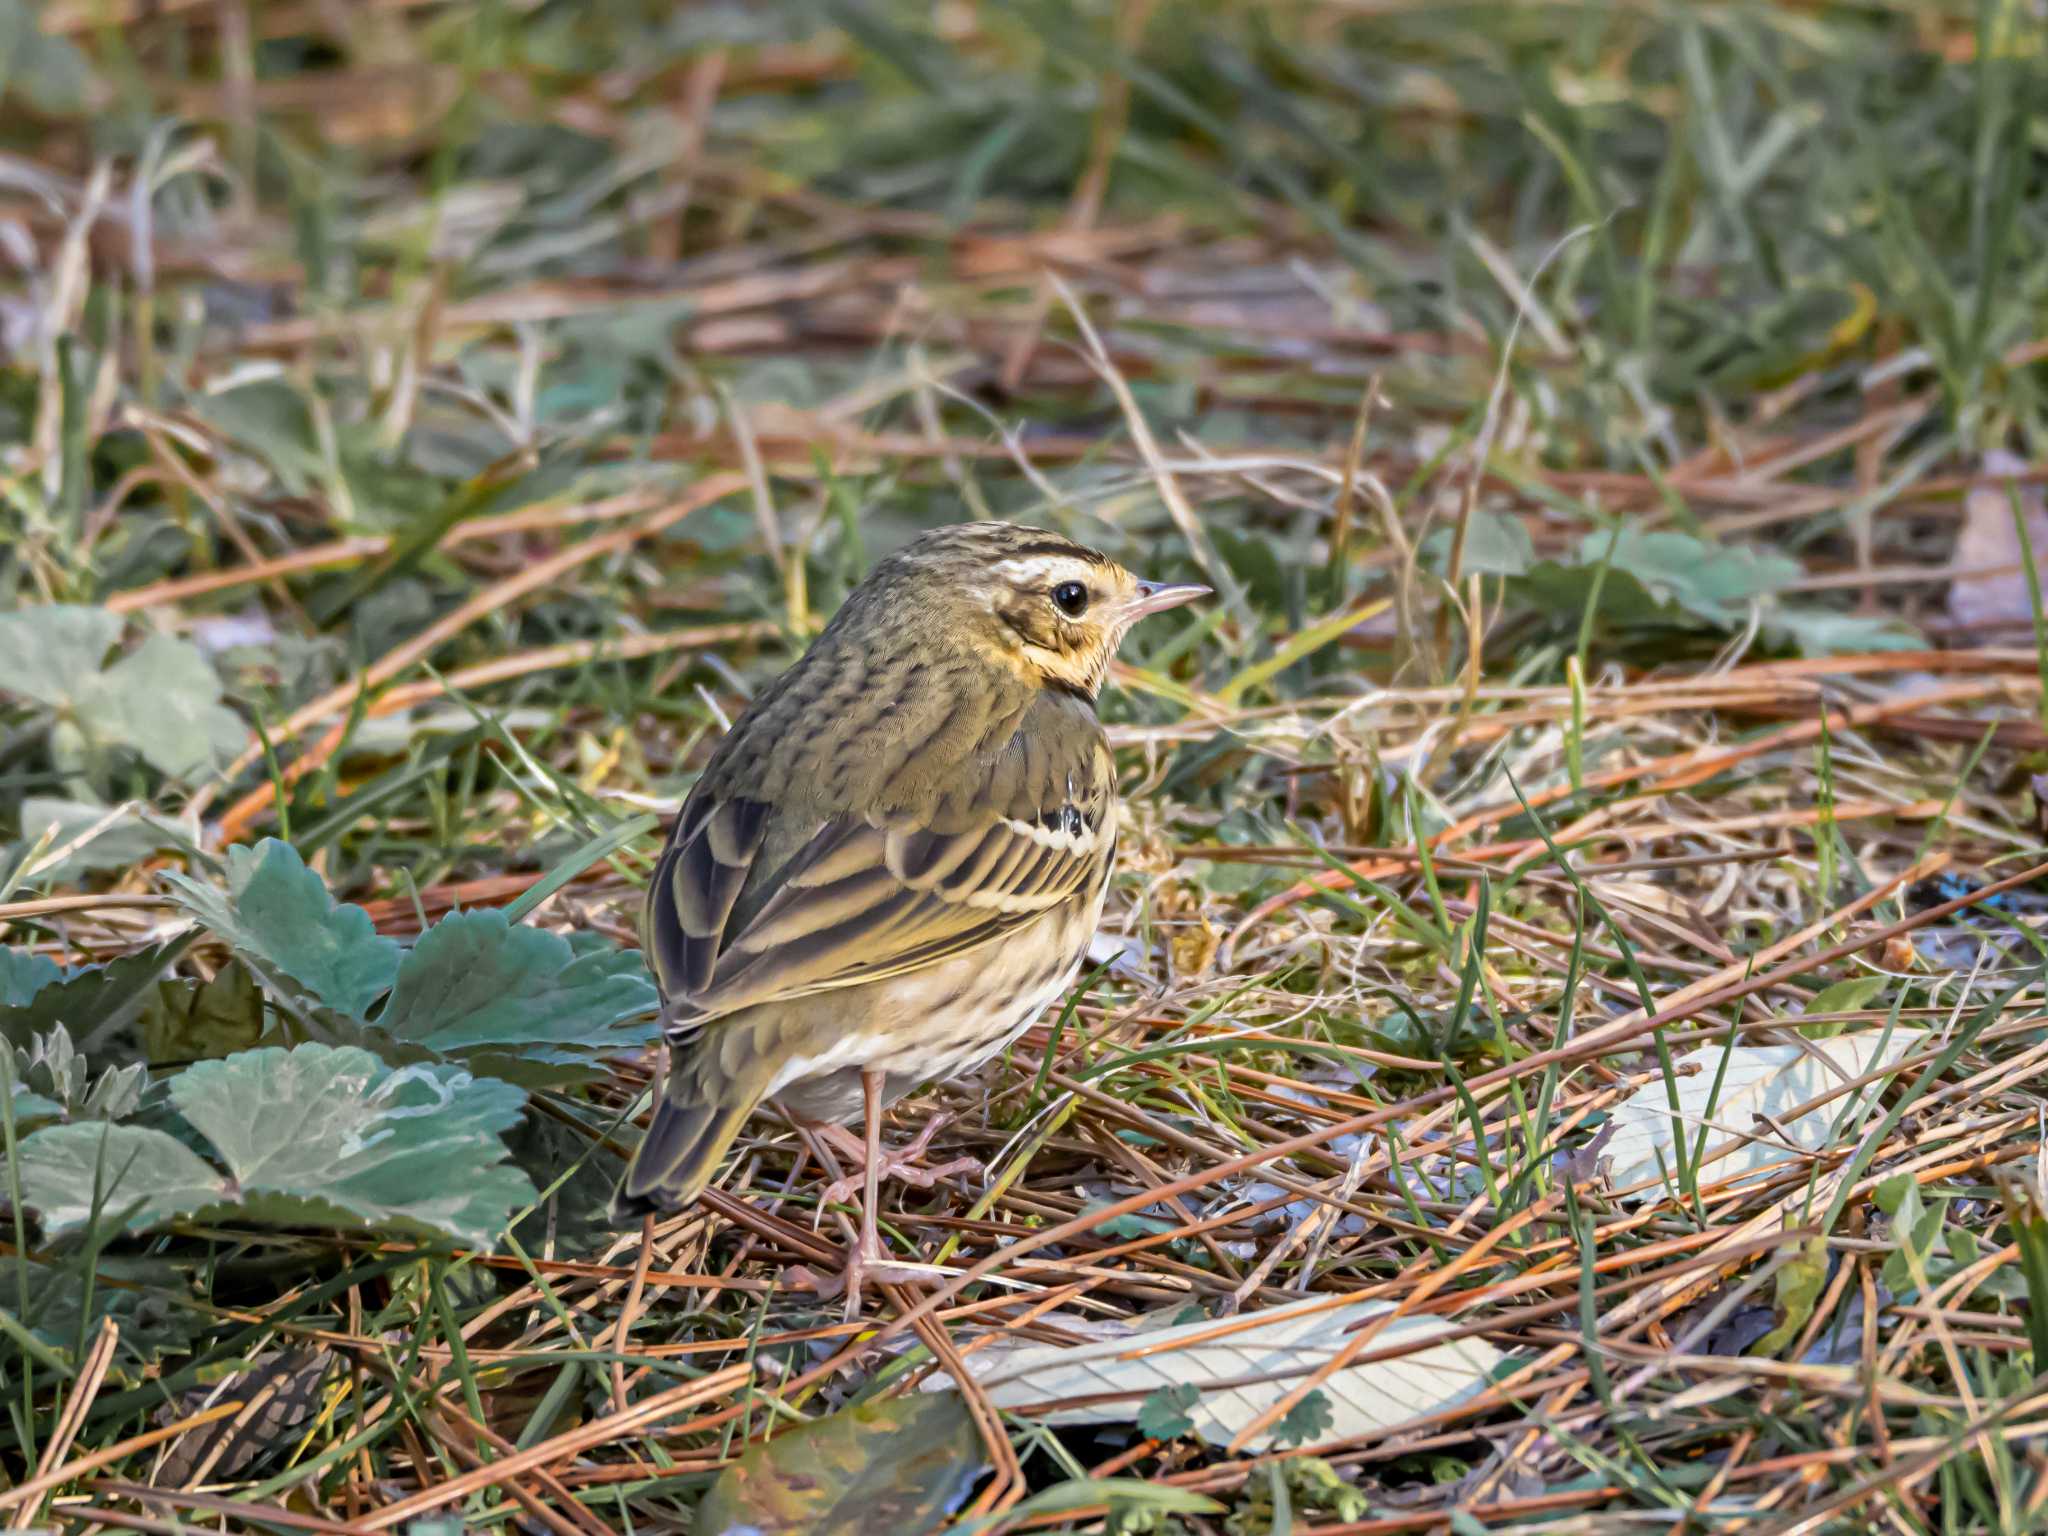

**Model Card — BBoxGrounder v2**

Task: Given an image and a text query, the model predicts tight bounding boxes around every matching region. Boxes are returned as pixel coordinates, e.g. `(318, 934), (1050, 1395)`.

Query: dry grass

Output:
(5, 1), (2048, 1531)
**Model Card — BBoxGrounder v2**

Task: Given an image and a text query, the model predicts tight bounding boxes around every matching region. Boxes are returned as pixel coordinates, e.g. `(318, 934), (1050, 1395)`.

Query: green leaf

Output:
(74, 635), (249, 779)
(140, 963), (268, 1066)
(11, 797), (188, 883)
(15, 1257), (208, 1382)
(10, 1083), (63, 1128)
(18, 1122), (231, 1233)
(1593, 529), (1801, 625)
(1753, 1232), (1830, 1357)
(0, 605), (121, 709)
(169, 1044), (533, 1247)
(0, 0), (100, 115)
(1514, 528), (1801, 636)
(1876, 1172), (1953, 1295)
(0, 940), (190, 1056)
(166, 841), (400, 1018)
(1423, 509), (1533, 577)
(20, 1044), (535, 1247)
(0, 949), (61, 1007)
(374, 909), (657, 1082)
(1767, 607), (1924, 659)
(1137, 1382), (1200, 1440)
(1271, 1388), (1335, 1448)
(1799, 976), (1890, 1036)
(696, 1390), (985, 1536)
(13, 1023), (147, 1121)
(0, 608), (243, 780)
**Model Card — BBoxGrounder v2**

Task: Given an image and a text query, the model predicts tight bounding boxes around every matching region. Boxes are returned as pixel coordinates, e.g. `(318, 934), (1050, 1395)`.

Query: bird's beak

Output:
(1121, 579), (1211, 622)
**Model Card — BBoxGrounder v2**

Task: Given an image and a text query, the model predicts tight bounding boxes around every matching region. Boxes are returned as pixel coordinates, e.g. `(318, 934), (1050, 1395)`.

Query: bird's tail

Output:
(610, 1034), (768, 1221)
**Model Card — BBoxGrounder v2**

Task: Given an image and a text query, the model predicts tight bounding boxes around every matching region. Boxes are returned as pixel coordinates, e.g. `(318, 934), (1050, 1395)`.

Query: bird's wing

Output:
(643, 733), (1114, 1024)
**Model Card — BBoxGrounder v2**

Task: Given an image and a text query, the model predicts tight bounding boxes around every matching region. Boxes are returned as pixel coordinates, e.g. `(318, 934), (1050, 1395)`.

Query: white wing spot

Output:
(999, 812), (1098, 855)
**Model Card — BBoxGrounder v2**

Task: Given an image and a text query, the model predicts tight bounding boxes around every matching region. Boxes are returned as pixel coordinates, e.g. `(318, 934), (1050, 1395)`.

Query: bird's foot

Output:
(818, 1115), (978, 1207)
(787, 1244), (932, 1317)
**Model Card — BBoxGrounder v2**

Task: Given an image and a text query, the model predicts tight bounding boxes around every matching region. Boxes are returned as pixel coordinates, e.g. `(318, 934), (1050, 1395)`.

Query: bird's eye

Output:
(1052, 581), (1089, 617)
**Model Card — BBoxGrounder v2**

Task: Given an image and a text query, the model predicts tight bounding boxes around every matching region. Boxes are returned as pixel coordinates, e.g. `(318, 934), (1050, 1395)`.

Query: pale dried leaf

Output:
(1603, 1029), (1923, 1200)
(1946, 451), (2048, 629)
(926, 1295), (1502, 1452)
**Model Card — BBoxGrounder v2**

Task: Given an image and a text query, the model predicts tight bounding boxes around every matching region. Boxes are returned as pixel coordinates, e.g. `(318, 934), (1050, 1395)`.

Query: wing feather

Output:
(645, 725), (1113, 1025)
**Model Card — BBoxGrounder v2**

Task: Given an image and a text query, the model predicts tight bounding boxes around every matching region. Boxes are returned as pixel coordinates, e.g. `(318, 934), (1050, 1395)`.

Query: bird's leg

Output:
(781, 1085), (975, 1311)
(850, 1069), (885, 1315)
(817, 1107), (978, 1206)
(838, 1069), (969, 1315)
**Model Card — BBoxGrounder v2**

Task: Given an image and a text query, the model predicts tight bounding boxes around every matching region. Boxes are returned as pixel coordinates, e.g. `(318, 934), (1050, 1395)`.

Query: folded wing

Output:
(645, 738), (1113, 1025)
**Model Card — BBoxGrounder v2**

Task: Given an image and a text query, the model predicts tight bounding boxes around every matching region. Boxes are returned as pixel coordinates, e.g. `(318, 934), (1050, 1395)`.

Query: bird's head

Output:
(831, 528), (1204, 700)
(845, 522), (1209, 698)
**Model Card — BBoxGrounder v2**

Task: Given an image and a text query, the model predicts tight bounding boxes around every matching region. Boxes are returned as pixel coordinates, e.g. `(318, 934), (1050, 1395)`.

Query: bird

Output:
(612, 520), (1207, 1308)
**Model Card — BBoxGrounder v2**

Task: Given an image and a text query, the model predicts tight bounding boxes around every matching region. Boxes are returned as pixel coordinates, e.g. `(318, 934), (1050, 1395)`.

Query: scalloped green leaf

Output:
(0, 950), (61, 1008)
(75, 635), (249, 779)
(375, 909), (657, 1081)
(0, 940), (191, 1056)
(17, 1123), (231, 1234)
(0, 605), (121, 709)
(166, 841), (400, 1018)
(0, 608), (243, 780)
(168, 1044), (534, 1247)
(20, 1044), (534, 1247)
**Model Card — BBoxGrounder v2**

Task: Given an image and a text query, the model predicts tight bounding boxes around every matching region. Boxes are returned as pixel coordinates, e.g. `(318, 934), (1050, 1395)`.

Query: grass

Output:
(5, 0), (2048, 1530)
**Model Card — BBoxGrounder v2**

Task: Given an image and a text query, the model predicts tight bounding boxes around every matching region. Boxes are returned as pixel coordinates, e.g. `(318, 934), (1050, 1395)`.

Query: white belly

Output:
(764, 884), (1104, 1123)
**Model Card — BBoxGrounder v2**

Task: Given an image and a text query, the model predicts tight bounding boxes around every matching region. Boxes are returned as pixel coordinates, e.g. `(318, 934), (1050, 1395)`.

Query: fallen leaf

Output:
(1169, 911), (1220, 979)
(1947, 450), (2048, 629)
(154, 1347), (332, 1483)
(1752, 1231), (1829, 1357)
(925, 1294), (1502, 1453)
(696, 1390), (984, 1536)
(1602, 1030), (1923, 1200)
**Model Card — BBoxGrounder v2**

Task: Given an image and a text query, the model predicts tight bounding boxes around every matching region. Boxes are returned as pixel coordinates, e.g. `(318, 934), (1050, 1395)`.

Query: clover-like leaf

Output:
(20, 1043), (535, 1247)
(1270, 1388), (1336, 1449)
(375, 909), (657, 1082)
(1137, 1383), (1200, 1441)
(166, 841), (400, 1018)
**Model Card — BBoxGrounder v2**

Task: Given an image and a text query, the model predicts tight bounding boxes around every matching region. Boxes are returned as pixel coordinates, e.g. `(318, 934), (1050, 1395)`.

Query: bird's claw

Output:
(818, 1115), (978, 1207)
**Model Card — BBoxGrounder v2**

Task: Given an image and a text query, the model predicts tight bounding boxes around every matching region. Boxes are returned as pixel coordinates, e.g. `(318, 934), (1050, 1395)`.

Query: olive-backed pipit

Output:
(613, 521), (1206, 1305)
